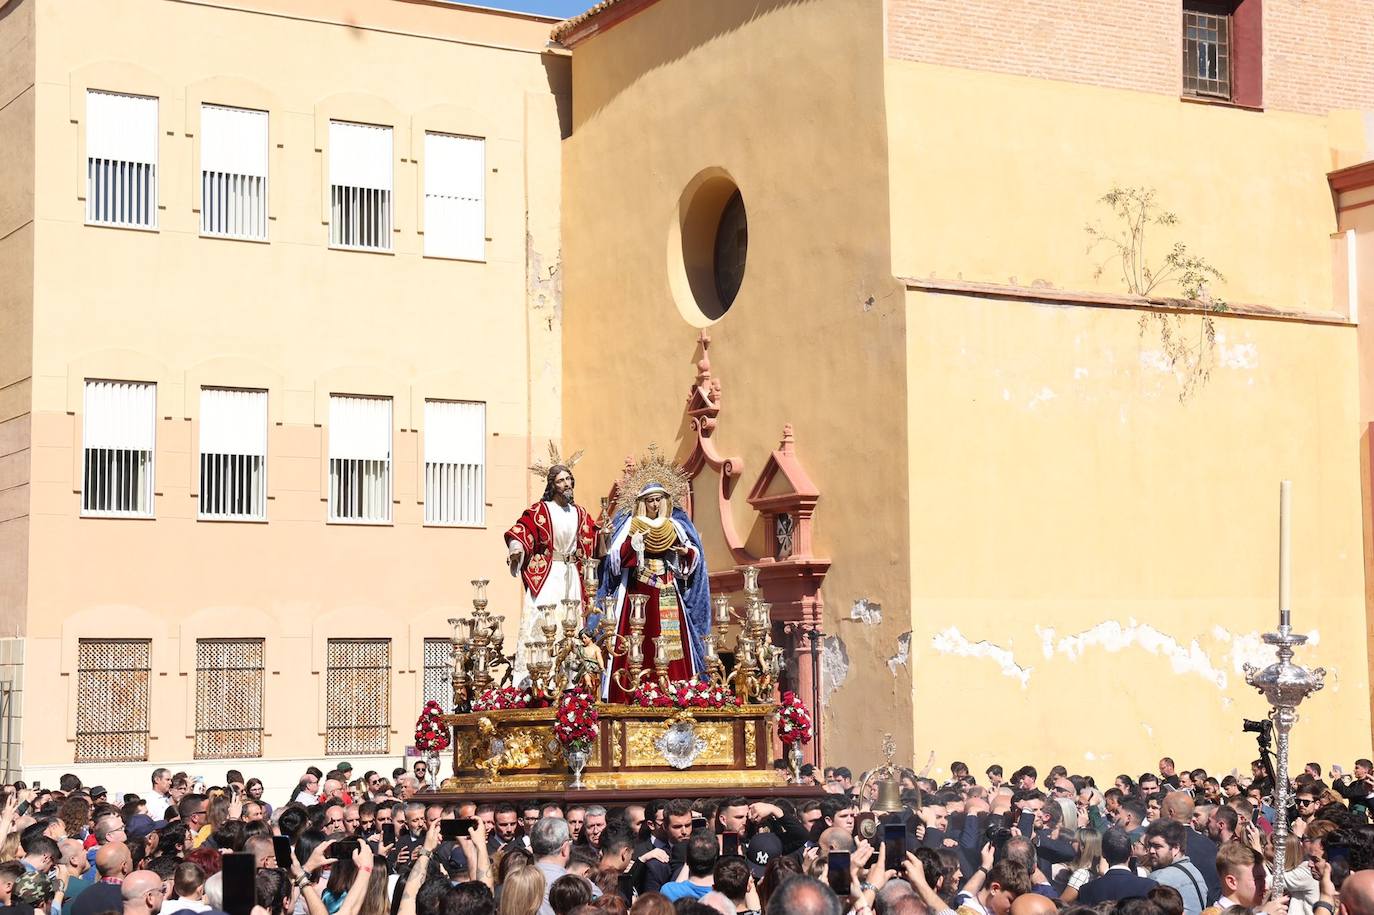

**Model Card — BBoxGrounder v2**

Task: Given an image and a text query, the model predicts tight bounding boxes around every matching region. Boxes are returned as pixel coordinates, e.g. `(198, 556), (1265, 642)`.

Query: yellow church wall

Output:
(884, 59), (1341, 313)
(561, 0), (915, 766)
(904, 286), (1371, 779)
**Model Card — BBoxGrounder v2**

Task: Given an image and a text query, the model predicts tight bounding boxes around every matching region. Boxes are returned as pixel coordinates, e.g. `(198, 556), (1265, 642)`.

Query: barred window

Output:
(195, 639), (264, 759)
(199, 388), (267, 521)
(329, 395), (392, 523)
(201, 104), (268, 240)
(86, 90), (158, 229)
(83, 380), (156, 518)
(75, 639), (150, 762)
(326, 639), (390, 755)
(423, 400), (485, 526)
(1183, 3), (1232, 99)
(423, 638), (454, 711)
(329, 121), (392, 251)
(423, 132), (485, 260)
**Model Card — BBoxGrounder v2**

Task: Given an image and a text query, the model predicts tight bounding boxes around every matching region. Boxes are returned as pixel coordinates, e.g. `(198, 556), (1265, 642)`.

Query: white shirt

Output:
(161, 900), (210, 915)
(145, 793), (173, 820)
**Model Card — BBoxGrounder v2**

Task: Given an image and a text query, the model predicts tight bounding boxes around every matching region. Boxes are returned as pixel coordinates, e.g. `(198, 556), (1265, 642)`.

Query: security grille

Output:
(83, 380), (156, 517)
(326, 639), (390, 755)
(329, 395), (392, 523)
(423, 400), (485, 526)
(75, 639), (150, 762)
(329, 121), (392, 251)
(423, 638), (454, 711)
(200, 104), (268, 240)
(1183, 6), (1231, 99)
(195, 639), (264, 759)
(423, 132), (485, 260)
(86, 90), (158, 228)
(199, 388), (267, 520)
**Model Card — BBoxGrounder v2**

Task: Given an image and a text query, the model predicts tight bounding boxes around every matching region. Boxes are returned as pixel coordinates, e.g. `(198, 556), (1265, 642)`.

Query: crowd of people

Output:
(3, 754), (1374, 915)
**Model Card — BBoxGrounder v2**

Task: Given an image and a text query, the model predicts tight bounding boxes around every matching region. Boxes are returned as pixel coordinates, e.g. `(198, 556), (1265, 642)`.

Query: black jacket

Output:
(1076, 868), (1159, 905)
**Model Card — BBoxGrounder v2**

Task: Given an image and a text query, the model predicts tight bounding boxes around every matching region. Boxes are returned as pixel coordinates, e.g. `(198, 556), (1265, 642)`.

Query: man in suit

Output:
(1161, 791), (1220, 905)
(1076, 828), (1158, 906)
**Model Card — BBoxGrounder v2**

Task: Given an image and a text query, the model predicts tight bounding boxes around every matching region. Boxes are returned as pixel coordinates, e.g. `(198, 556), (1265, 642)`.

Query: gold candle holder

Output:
(471, 579), (489, 612)
(742, 566), (760, 594)
(629, 594), (648, 625)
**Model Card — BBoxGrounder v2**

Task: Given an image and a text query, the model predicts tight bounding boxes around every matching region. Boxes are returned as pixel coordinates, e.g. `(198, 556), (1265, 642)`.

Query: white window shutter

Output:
(424, 400), (484, 525)
(330, 122), (393, 191)
(330, 396), (392, 460)
(423, 132), (485, 260)
(200, 388), (267, 456)
(201, 105), (268, 177)
(87, 91), (158, 165)
(84, 381), (156, 450)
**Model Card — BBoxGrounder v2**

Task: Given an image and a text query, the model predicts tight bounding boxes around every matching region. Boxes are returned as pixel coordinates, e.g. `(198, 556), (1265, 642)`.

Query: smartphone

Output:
(221, 852), (256, 915)
(827, 851), (852, 895)
(382, 823), (396, 846)
(439, 820), (461, 841)
(273, 836), (293, 868)
(31, 781), (39, 791)
(883, 822), (906, 866)
(721, 832), (740, 856)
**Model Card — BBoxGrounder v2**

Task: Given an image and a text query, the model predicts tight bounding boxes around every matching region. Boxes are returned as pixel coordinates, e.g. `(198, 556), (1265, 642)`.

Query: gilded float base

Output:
(440, 768), (786, 792)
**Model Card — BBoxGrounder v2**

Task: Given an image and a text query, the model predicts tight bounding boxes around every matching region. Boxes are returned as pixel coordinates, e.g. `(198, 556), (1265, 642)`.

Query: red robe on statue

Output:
(605, 534), (699, 704)
(504, 501), (597, 603)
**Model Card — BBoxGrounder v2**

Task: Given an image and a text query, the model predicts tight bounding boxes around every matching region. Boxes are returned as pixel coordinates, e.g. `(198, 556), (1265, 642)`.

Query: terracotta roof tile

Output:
(549, 0), (623, 39)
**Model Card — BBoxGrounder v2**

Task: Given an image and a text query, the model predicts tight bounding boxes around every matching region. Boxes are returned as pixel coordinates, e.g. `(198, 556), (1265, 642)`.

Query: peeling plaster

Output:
(930, 627), (1031, 688)
(1038, 621), (1322, 690)
(820, 635), (850, 707)
(888, 631), (912, 675)
(1214, 332), (1259, 369)
(1026, 387), (1056, 409)
(851, 599), (883, 625)
(1039, 621), (1228, 687)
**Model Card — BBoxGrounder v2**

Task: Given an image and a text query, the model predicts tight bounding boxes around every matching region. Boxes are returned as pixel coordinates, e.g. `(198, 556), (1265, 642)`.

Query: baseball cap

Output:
(745, 832), (782, 879)
(13, 872), (55, 906)
(337, 761), (354, 773)
(90, 785), (108, 800)
(126, 814), (166, 843)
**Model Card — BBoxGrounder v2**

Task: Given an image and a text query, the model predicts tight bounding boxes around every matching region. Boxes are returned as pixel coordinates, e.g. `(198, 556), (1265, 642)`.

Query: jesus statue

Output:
(504, 450), (597, 686)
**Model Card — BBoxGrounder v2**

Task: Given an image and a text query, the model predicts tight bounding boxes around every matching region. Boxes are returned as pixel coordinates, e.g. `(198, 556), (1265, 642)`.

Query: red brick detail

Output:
(886, 0), (1374, 115)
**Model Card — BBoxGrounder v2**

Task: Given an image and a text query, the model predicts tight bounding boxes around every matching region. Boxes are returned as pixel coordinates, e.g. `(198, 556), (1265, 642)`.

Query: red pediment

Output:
(747, 425), (819, 514)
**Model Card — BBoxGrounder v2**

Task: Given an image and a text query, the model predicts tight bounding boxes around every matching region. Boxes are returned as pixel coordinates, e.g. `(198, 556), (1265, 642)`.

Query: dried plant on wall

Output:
(1085, 186), (1227, 401)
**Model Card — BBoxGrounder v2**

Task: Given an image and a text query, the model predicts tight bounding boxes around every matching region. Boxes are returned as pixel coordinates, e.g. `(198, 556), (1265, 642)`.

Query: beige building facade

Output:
(1, 0), (569, 793)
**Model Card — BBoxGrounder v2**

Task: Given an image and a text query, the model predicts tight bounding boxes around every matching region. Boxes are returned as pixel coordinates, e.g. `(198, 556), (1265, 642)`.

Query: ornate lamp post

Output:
(1243, 481), (1325, 899)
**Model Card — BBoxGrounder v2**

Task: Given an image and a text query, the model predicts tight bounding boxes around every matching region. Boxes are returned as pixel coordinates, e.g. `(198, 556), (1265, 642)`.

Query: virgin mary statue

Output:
(595, 455), (712, 703)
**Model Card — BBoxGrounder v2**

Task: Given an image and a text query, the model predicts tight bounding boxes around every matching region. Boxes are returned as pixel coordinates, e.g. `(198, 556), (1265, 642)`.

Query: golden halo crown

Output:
(612, 444), (690, 520)
(528, 441), (584, 481)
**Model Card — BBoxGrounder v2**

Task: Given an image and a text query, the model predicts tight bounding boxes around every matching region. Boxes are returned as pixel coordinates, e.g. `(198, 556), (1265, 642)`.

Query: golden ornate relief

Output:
(441, 768), (786, 793)
(626, 720), (734, 767)
(744, 720), (756, 765)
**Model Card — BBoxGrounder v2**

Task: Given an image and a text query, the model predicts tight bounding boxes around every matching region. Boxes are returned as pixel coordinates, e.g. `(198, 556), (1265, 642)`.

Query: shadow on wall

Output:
(566, 0), (821, 127)
(542, 53), (573, 139)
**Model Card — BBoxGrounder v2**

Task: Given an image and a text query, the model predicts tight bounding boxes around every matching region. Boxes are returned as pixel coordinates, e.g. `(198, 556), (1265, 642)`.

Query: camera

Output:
(985, 824), (1014, 852)
(1242, 718), (1272, 738)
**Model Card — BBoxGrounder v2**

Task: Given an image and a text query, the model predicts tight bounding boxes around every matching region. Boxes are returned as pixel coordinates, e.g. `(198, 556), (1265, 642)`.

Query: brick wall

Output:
(1265, 0), (1374, 114)
(887, 0), (1374, 115)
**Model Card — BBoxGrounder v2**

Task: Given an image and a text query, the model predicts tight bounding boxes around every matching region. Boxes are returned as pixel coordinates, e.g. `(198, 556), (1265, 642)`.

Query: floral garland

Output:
(471, 686), (535, 711)
(633, 679), (739, 709)
(413, 700), (451, 753)
(777, 691), (813, 745)
(554, 688), (599, 753)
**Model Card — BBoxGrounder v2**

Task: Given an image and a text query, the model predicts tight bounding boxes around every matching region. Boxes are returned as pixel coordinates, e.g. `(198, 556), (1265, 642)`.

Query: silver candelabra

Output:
(1243, 481), (1326, 899)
